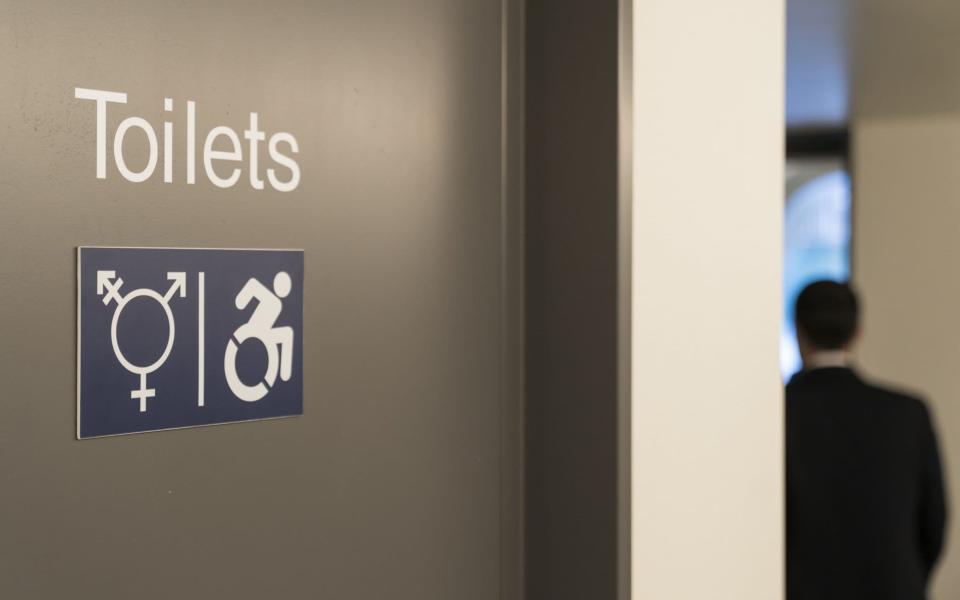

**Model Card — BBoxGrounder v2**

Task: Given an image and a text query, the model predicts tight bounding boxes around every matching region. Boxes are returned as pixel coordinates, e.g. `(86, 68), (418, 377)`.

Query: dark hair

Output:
(794, 280), (859, 350)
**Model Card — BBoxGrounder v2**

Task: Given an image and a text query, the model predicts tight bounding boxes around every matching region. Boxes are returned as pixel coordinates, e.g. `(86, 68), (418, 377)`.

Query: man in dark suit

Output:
(787, 280), (948, 599)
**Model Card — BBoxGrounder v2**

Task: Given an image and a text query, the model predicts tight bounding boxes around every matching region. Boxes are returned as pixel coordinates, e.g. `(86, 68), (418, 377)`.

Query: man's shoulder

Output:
(788, 368), (929, 414)
(858, 375), (931, 418)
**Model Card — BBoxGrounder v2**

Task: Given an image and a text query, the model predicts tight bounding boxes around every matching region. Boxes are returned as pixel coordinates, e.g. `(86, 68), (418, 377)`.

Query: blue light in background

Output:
(782, 169), (851, 379)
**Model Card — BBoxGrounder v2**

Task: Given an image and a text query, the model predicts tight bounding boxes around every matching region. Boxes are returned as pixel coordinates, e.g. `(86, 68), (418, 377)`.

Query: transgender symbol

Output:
(97, 270), (186, 412)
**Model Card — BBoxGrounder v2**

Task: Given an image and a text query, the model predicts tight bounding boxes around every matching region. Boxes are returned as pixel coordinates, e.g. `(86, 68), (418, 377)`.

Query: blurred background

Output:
(787, 0), (960, 594)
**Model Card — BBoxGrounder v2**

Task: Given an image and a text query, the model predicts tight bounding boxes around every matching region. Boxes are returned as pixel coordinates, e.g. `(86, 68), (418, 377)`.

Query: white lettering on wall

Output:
(74, 87), (301, 192)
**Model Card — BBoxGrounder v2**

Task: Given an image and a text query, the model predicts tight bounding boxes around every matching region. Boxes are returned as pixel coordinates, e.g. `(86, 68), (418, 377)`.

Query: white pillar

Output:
(630, 0), (785, 598)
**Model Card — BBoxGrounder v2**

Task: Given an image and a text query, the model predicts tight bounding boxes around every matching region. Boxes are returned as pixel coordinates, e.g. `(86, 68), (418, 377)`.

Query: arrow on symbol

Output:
(164, 272), (187, 302)
(97, 271), (124, 306)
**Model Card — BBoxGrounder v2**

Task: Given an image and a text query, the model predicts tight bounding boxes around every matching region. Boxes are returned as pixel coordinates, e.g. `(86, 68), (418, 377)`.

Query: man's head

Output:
(795, 280), (860, 359)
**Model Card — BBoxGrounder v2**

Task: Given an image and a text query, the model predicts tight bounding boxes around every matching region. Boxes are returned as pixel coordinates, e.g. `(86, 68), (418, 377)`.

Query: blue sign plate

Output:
(77, 247), (304, 439)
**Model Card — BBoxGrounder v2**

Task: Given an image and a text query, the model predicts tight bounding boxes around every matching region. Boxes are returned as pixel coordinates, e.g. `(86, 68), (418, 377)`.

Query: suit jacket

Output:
(786, 367), (947, 600)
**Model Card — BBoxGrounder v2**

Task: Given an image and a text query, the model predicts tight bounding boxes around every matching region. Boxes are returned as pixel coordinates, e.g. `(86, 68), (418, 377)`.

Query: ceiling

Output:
(787, 0), (960, 127)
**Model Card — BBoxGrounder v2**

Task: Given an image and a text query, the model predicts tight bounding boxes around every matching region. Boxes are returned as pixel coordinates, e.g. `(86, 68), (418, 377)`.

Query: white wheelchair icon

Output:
(224, 271), (294, 402)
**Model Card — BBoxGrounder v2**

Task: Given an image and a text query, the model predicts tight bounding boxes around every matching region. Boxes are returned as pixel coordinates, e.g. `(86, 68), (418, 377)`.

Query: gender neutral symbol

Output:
(97, 270), (186, 412)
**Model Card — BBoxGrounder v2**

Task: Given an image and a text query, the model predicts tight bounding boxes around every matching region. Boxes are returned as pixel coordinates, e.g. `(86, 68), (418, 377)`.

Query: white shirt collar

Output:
(805, 350), (850, 370)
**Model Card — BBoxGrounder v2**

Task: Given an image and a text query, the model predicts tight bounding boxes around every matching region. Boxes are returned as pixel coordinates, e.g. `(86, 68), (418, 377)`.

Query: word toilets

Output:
(74, 87), (300, 192)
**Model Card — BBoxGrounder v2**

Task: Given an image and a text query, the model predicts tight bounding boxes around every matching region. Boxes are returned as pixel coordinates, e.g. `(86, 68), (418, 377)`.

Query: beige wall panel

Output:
(854, 114), (960, 599)
(632, 0), (784, 597)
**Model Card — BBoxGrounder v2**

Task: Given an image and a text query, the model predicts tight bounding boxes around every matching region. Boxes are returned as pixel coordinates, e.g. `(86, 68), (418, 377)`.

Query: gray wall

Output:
(525, 1), (621, 599)
(853, 114), (960, 598)
(0, 1), (522, 598)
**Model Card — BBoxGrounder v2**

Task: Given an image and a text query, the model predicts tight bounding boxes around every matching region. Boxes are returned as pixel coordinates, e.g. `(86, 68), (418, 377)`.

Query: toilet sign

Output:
(77, 247), (304, 439)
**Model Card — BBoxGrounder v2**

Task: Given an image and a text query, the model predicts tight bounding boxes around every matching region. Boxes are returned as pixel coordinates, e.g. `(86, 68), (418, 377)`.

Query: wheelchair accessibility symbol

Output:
(224, 272), (295, 402)
(97, 270), (187, 412)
